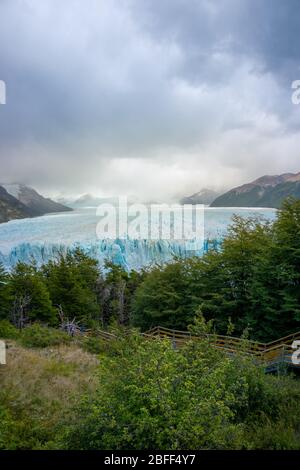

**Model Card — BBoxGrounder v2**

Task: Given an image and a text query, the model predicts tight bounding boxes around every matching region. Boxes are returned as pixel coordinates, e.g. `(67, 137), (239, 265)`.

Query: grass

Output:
(0, 340), (99, 449)
(1, 324), (300, 450)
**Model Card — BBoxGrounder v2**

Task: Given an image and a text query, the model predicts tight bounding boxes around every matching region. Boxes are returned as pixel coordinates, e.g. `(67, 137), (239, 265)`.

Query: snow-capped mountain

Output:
(0, 184), (72, 223)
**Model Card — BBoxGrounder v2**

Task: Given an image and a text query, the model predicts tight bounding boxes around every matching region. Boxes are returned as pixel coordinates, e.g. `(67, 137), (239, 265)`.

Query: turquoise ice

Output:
(0, 207), (276, 271)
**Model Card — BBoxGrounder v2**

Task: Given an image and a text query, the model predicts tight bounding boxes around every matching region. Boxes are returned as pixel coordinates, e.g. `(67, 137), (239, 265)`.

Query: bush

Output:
(63, 334), (242, 449)
(0, 320), (19, 339)
(63, 329), (300, 450)
(19, 324), (72, 348)
(80, 336), (108, 355)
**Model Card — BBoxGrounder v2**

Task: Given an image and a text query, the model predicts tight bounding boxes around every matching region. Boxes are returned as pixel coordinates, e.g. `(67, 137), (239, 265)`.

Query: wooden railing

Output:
(90, 325), (300, 371)
(143, 326), (300, 370)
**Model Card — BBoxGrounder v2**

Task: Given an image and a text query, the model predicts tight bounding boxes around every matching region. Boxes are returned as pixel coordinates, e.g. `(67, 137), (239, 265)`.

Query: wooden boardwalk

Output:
(143, 326), (300, 372)
(91, 325), (300, 372)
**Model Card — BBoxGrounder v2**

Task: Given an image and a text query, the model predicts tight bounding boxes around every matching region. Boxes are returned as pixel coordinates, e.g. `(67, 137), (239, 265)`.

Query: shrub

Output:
(0, 320), (19, 339)
(19, 324), (71, 348)
(63, 329), (300, 450)
(80, 336), (108, 355)
(63, 334), (244, 450)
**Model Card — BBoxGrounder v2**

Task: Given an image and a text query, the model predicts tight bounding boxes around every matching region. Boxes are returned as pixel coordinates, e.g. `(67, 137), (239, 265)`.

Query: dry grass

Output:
(0, 341), (99, 449)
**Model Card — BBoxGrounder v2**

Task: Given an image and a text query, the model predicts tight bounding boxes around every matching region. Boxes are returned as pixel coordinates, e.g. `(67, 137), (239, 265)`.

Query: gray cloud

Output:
(0, 0), (300, 201)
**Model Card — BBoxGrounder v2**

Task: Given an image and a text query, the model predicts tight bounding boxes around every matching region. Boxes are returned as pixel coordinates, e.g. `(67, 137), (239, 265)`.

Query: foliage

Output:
(0, 317), (300, 450)
(132, 261), (193, 330)
(132, 199), (300, 340)
(0, 319), (19, 339)
(19, 323), (71, 348)
(42, 249), (100, 325)
(80, 335), (109, 355)
(271, 198), (300, 328)
(0, 263), (10, 320)
(97, 261), (145, 327)
(63, 329), (300, 450)
(9, 262), (57, 325)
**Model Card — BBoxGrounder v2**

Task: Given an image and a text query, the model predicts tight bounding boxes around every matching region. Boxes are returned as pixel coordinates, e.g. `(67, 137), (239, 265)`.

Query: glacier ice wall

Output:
(0, 207), (276, 271)
(0, 238), (219, 271)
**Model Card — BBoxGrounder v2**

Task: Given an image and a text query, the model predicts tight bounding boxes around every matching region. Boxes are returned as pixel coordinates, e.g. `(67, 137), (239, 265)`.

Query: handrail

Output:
(143, 326), (300, 368)
(144, 325), (300, 348)
(88, 325), (300, 368)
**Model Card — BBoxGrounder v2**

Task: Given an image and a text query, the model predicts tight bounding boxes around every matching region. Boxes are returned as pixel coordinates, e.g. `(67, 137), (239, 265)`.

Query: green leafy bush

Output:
(0, 320), (19, 339)
(19, 324), (71, 348)
(63, 330), (300, 450)
(80, 336), (108, 355)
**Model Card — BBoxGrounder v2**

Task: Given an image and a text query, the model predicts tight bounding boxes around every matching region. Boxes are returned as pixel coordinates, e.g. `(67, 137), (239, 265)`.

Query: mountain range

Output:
(210, 172), (300, 208)
(1, 171), (299, 224)
(0, 184), (72, 223)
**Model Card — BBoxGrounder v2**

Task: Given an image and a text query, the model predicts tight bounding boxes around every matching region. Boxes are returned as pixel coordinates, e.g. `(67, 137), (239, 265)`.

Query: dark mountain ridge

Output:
(0, 184), (72, 223)
(0, 186), (32, 223)
(180, 188), (221, 205)
(211, 172), (300, 208)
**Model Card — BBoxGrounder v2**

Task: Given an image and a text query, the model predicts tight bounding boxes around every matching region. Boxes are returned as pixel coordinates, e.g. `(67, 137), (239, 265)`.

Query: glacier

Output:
(0, 207), (276, 271)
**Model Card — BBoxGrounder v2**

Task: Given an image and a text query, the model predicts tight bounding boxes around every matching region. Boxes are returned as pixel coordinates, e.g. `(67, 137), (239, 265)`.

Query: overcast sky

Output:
(0, 0), (300, 201)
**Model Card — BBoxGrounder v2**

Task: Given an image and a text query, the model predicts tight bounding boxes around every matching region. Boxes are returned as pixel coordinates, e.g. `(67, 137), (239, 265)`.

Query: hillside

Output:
(211, 172), (300, 208)
(0, 186), (32, 223)
(0, 184), (72, 223)
(180, 188), (221, 205)
(2, 184), (72, 217)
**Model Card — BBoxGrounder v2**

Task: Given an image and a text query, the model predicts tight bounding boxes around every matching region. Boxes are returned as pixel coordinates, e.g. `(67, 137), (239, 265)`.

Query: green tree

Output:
(270, 198), (300, 332)
(97, 261), (144, 326)
(43, 249), (100, 325)
(131, 212), (295, 340)
(9, 262), (57, 325)
(132, 261), (196, 330)
(0, 263), (10, 320)
(132, 217), (273, 335)
(215, 216), (274, 337)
